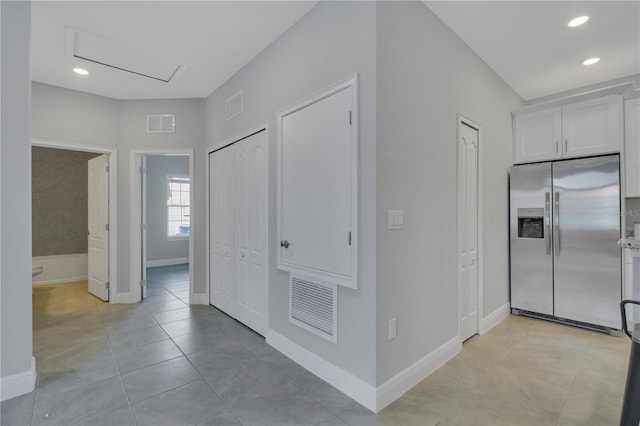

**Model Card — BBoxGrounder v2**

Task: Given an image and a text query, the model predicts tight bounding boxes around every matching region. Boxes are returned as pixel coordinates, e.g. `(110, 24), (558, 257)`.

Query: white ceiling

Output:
(31, 1), (317, 100)
(31, 1), (640, 102)
(425, 1), (640, 101)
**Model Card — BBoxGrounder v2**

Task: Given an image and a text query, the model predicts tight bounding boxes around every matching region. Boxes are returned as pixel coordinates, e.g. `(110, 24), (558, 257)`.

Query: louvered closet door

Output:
(234, 131), (268, 335)
(209, 147), (235, 315)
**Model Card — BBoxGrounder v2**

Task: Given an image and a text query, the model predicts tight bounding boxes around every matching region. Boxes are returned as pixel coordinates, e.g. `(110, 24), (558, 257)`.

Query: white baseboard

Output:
(189, 293), (209, 305)
(1, 357), (36, 401)
(146, 258), (189, 268)
(479, 302), (510, 335)
(266, 329), (377, 412)
(32, 254), (87, 286)
(375, 337), (461, 412)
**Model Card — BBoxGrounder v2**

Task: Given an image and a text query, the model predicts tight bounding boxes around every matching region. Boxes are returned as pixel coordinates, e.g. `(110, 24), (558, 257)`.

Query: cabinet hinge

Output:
(105, 223), (110, 231)
(349, 110), (352, 125)
(348, 231), (352, 246)
(105, 281), (110, 290)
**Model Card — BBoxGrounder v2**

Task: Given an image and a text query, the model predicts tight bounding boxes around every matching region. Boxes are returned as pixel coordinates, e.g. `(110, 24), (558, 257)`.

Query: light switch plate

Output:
(388, 210), (405, 230)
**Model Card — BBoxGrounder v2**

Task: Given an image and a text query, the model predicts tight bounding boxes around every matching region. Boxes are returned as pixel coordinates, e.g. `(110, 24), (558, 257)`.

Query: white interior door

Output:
(209, 146), (235, 314)
(88, 154), (110, 301)
(280, 86), (353, 278)
(140, 155), (147, 299)
(459, 122), (479, 341)
(233, 131), (268, 335)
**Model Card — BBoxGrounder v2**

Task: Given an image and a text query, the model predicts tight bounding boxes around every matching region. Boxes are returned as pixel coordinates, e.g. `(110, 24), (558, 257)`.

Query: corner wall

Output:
(375, 1), (523, 386)
(206, 1), (377, 388)
(1, 0), (35, 400)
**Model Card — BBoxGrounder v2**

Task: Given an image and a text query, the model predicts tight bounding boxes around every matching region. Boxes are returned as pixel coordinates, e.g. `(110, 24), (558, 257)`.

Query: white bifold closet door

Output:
(209, 130), (268, 336)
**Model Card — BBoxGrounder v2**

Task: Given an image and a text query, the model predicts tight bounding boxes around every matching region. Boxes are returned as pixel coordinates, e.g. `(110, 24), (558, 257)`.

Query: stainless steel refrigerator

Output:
(510, 155), (622, 331)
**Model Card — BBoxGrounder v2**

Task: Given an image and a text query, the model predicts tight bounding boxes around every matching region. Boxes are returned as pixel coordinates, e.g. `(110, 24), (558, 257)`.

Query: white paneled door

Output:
(88, 154), (110, 301)
(209, 129), (268, 336)
(459, 122), (479, 341)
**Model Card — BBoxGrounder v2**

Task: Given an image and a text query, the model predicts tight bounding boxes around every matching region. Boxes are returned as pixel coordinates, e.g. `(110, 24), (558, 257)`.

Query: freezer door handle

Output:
(554, 192), (560, 256)
(545, 192), (551, 255)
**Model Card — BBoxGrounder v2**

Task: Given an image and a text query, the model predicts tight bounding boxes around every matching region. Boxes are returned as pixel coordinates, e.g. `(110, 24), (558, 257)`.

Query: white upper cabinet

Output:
(514, 94), (622, 164)
(514, 107), (562, 163)
(277, 76), (358, 288)
(625, 98), (640, 197)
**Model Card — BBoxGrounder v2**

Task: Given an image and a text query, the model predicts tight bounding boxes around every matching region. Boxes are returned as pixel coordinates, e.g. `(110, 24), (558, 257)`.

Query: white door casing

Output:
(458, 122), (479, 341)
(140, 156), (147, 299)
(88, 154), (109, 301)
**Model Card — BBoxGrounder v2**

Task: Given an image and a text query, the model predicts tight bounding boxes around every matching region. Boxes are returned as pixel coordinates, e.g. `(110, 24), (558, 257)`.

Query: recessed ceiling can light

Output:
(582, 57), (600, 66)
(568, 16), (589, 27)
(73, 68), (89, 75)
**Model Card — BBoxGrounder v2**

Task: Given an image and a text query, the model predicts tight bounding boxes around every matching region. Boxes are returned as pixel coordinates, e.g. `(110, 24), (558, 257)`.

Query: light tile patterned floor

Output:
(1, 264), (632, 425)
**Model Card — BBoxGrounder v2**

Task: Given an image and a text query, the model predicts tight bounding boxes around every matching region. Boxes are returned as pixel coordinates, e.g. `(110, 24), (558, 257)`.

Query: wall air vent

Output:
(289, 274), (337, 343)
(147, 115), (175, 133)
(226, 90), (243, 121)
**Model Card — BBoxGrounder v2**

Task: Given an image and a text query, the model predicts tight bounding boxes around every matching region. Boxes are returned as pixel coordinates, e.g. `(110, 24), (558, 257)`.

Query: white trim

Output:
(479, 302), (511, 335)
(0, 357), (36, 401)
(206, 124), (270, 328)
(146, 257), (189, 268)
(111, 292), (136, 304)
(189, 293), (209, 305)
(455, 115), (484, 342)
(31, 139), (118, 303)
(276, 74), (359, 289)
(32, 253), (88, 286)
(130, 148), (194, 304)
(266, 329), (376, 412)
(376, 337), (461, 412)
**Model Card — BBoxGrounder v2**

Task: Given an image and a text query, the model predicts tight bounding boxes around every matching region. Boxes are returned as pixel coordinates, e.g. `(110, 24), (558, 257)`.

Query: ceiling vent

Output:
(226, 90), (243, 121)
(289, 274), (337, 343)
(147, 115), (175, 133)
(66, 28), (182, 83)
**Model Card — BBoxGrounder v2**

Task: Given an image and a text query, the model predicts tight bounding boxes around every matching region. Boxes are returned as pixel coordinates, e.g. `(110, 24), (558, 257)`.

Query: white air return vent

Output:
(226, 91), (243, 121)
(147, 115), (175, 133)
(289, 274), (337, 343)
(66, 28), (182, 83)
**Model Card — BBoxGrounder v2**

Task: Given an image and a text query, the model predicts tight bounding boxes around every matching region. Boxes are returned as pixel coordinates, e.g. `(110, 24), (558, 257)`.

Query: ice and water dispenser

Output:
(517, 208), (544, 239)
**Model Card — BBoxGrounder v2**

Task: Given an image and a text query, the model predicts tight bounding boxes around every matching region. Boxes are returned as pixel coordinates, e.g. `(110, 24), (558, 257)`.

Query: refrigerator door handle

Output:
(545, 192), (551, 255)
(554, 192), (560, 256)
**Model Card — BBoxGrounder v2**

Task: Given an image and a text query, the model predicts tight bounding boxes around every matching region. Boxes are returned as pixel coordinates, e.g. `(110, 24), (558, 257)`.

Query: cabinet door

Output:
(625, 98), (640, 197)
(514, 107), (562, 164)
(562, 94), (621, 158)
(233, 132), (268, 335)
(279, 79), (357, 287)
(209, 147), (235, 314)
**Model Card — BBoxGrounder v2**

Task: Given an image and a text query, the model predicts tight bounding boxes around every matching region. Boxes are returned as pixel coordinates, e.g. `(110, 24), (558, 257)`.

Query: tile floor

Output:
(1, 265), (633, 425)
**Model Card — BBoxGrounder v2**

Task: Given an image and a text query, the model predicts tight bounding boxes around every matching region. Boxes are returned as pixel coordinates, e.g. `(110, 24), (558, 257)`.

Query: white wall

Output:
(146, 155), (189, 263)
(1, 0), (35, 398)
(31, 84), (206, 296)
(206, 1), (377, 386)
(375, 1), (523, 384)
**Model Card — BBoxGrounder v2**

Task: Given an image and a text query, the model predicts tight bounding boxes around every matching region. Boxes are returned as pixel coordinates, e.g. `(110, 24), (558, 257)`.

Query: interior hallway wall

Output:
(206, 1), (377, 386)
(145, 155), (189, 264)
(1, 0), (34, 397)
(31, 83), (206, 297)
(375, 0), (523, 384)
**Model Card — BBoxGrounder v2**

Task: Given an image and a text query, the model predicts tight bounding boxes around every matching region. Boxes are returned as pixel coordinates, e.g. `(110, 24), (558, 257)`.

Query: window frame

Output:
(166, 174), (191, 241)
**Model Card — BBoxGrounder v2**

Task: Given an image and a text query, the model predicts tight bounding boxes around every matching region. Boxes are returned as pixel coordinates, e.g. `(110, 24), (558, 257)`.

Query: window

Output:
(167, 176), (190, 238)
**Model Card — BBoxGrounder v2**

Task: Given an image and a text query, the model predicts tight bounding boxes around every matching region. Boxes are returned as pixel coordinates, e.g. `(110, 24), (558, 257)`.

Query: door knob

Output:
(280, 240), (290, 248)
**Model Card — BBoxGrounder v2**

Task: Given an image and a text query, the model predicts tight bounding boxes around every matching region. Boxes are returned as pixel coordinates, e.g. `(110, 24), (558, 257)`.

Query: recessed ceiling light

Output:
(73, 68), (89, 75)
(582, 57), (600, 66)
(568, 16), (589, 27)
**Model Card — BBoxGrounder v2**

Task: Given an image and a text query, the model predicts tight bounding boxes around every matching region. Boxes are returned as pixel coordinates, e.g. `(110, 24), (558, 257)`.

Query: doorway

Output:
(457, 117), (482, 342)
(31, 140), (117, 302)
(131, 149), (194, 303)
